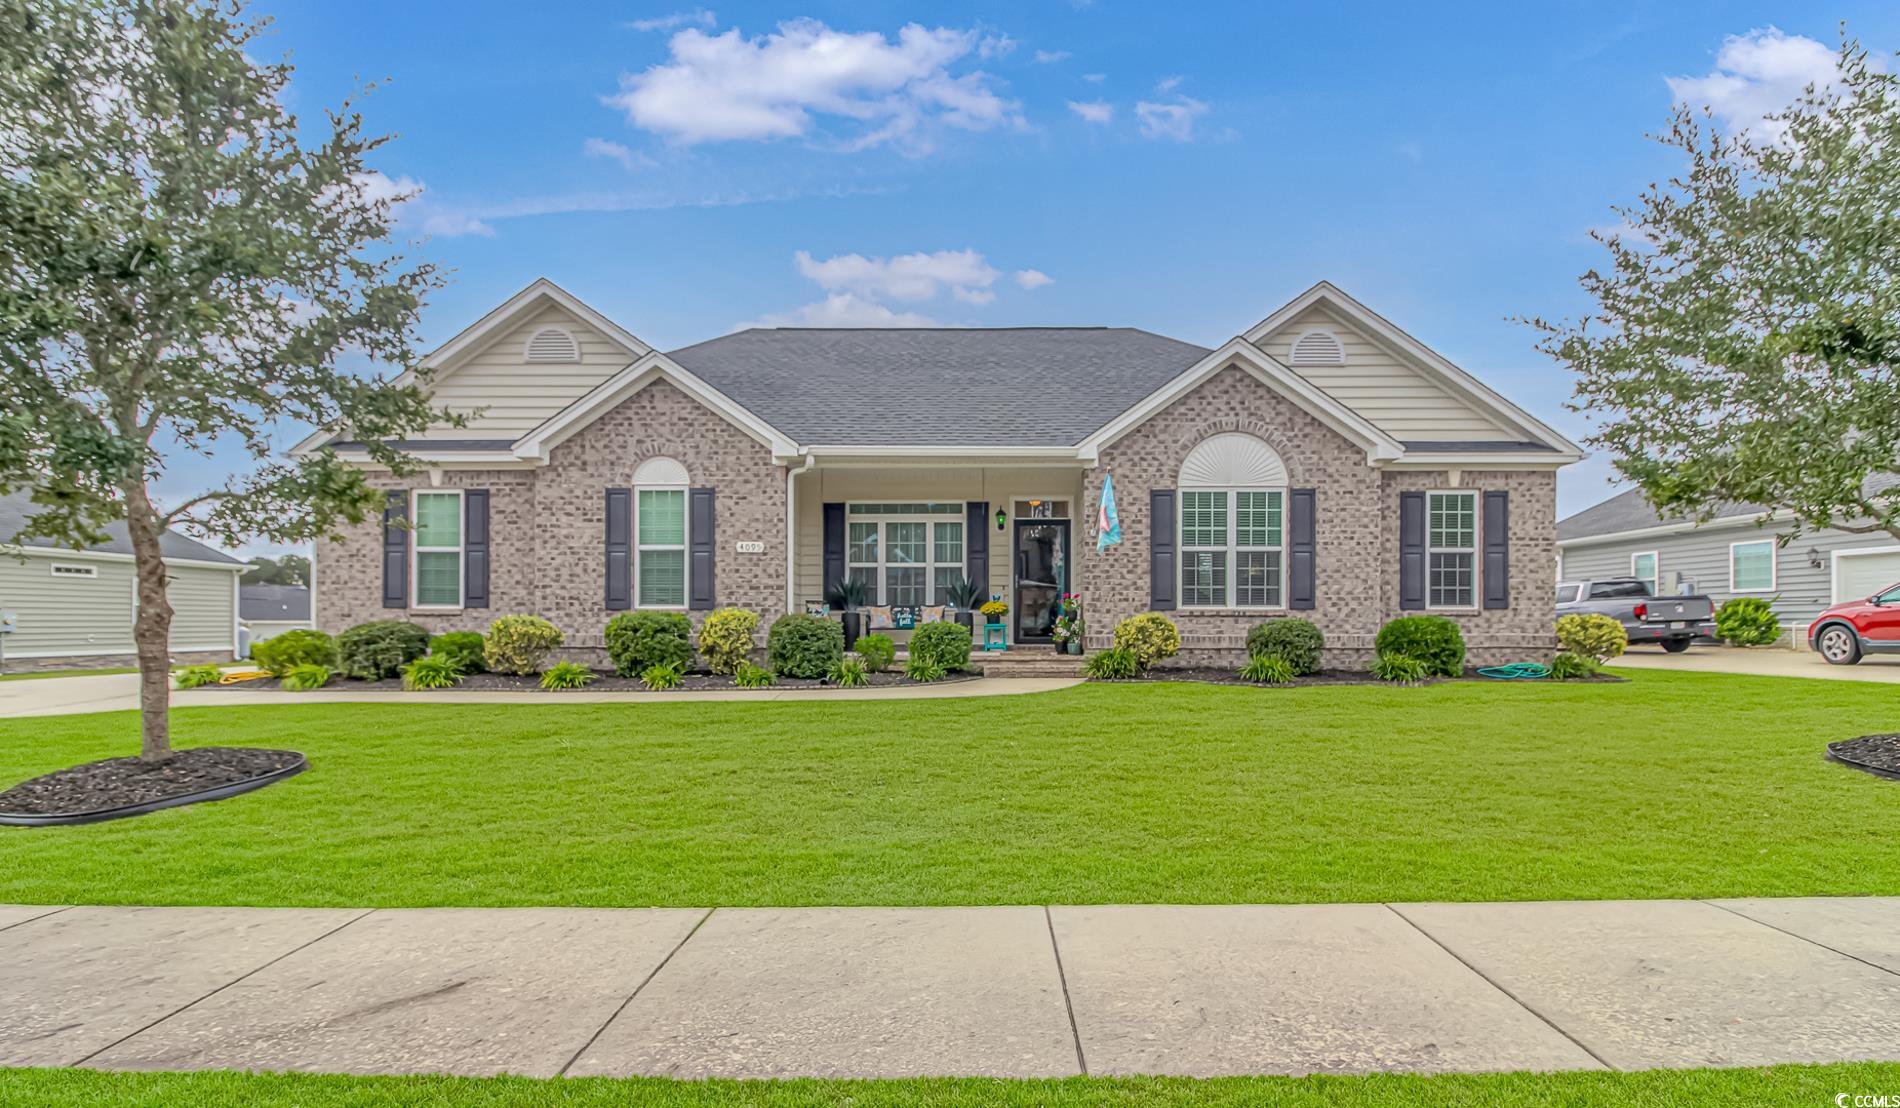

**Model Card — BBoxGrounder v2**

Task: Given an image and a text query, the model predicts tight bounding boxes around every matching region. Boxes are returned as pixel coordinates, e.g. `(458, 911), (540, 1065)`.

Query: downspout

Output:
(785, 450), (815, 617)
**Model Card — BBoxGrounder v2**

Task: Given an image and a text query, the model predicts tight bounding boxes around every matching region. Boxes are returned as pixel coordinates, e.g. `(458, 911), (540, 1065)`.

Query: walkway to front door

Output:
(1013, 518), (1069, 644)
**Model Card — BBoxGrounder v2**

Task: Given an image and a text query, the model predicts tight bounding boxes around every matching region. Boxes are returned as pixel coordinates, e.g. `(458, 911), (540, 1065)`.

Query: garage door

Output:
(1835, 550), (1900, 602)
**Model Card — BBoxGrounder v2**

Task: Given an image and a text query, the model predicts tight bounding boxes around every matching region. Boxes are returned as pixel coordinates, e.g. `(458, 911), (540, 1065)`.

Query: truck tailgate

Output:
(1642, 596), (1713, 622)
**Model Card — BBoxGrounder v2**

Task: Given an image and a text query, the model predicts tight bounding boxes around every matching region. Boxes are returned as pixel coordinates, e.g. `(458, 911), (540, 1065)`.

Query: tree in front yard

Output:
(242, 554), (311, 587)
(0, 0), (449, 761)
(1529, 33), (1900, 543)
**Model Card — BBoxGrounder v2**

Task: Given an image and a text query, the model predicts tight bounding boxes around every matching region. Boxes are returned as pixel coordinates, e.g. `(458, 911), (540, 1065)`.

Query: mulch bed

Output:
(1106, 667), (1625, 687)
(200, 670), (978, 694)
(1827, 734), (1900, 781)
(0, 746), (304, 821)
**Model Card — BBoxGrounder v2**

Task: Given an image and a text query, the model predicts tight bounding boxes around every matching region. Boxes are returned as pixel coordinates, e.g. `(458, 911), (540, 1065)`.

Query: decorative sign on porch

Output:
(734, 541), (765, 554)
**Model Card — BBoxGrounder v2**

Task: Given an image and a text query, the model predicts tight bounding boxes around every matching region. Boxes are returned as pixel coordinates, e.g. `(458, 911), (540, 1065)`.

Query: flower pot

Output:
(840, 611), (862, 650)
(1066, 641), (1082, 655)
(954, 610), (976, 633)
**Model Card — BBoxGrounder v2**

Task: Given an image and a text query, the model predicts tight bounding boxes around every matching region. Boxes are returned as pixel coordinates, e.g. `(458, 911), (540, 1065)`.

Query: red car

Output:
(1808, 582), (1900, 664)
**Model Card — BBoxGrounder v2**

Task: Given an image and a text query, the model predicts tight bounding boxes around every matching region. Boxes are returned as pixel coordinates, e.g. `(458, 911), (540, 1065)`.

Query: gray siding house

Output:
(1557, 487), (1900, 637)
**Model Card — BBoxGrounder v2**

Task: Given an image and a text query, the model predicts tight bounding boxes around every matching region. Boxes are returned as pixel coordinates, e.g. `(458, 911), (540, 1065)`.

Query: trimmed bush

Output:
(402, 655), (461, 691)
(733, 661), (775, 688)
(1549, 651), (1602, 680)
(539, 661), (597, 690)
(1238, 654), (1295, 685)
(337, 621), (430, 681)
(604, 611), (694, 678)
(1369, 653), (1430, 684)
(767, 613), (844, 679)
(1083, 646), (1140, 680)
(175, 664), (223, 689)
(430, 631), (487, 674)
(1112, 613), (1181, 671)
(909, 621), (973, 673)
(855, 633), (896, 673)
(251, 628), (337, 676)
(640, 660), (684, 690)
(828, 656), (869, 687)
(483, 615), (563, 675)
(1373, 615), (1465, 677)
(1246, 619), (1325, 675)
(281, 663), (332, 691)
(1715, 596), (1781, 646)
(697, 608), (761, 675)
(1554, 614), (1626, 663)
(904, 655), (945, 683)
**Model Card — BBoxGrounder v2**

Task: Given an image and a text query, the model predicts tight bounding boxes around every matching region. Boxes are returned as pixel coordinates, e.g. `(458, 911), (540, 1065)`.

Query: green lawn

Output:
(1, 671), (1896, 907)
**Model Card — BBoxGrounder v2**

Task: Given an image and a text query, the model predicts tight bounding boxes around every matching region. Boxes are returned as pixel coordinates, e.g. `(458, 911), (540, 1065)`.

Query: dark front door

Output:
(1012, 519), (1070, 644)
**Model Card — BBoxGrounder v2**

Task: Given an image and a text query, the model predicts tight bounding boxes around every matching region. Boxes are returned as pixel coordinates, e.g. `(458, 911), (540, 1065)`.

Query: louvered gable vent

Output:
(1288, 329), (1345, 366)
(524, 326), (580, 363)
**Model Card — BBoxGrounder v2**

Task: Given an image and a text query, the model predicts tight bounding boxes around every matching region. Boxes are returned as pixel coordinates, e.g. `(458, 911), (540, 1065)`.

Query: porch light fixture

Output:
(995, 507), (1007, 531)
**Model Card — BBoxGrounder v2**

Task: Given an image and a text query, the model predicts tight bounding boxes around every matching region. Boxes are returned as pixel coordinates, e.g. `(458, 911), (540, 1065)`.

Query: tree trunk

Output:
(123, 480), (174, 764)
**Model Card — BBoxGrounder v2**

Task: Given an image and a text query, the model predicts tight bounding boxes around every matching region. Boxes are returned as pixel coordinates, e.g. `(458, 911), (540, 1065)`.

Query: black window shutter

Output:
(605, 488), (631, 610)
(822, 502), (846, 599)
(1483, 489), (1511, 609)
(1150, 489), (1176, 611)
(463, 489), (490, 609)
(689, 487), (716, 610)
(1288, 488), (1316, 610)
(965, 501), (989, 597)
(382, 491), (408, 609)
(1399, 491), (1426, 610)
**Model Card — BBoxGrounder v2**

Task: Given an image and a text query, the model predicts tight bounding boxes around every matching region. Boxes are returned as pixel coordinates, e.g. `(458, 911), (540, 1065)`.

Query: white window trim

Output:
(1426, 489), (1481, 611)
(1178, 487), (1288, 611)
(1630, 550), (1660, 594)
(1728, 538), (1777, 594)
(410, 489), (465, 610)
(635, 484), (690, 610)
(49, 562), (99, 579)
(845, 503), (966, 606)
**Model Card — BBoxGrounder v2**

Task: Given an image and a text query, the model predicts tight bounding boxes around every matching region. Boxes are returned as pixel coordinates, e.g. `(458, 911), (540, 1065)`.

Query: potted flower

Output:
(827, 577), (869, 649)
(1051, 593), (1085, 655)
(945, 574), (986, 633)
(980, 597), (1009, 626)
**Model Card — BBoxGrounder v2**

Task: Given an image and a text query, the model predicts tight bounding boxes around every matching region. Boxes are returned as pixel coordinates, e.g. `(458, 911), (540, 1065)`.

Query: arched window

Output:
(1288, 329), (1345, 366)
(634, 456), (689, 607)
(1178, 433), (1288, 609)
(524, 326), (580, 363)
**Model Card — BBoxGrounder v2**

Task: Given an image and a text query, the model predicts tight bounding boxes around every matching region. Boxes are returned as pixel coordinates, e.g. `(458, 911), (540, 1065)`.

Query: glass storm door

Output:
(1013, 519), (1070, 644)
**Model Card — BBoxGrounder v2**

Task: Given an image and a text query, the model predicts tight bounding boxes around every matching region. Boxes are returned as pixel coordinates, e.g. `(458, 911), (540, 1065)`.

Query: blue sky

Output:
(189, 1), (1899, 556)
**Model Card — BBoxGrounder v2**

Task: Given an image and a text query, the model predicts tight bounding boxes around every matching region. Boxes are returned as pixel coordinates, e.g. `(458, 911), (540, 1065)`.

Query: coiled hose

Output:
(1475, 662), (1550, 680)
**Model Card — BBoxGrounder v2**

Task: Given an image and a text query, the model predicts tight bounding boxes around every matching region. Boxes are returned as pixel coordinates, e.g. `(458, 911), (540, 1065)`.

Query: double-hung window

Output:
(846, 503), (964, 605)
(637, 488), (688, 607)
(1180, 489), (1284, 608)
(1729, 539), (1775, 593)
(412, 490), (463, 608)
(1631, 551), (1659, 594)
(1427, 491), (1478, 609)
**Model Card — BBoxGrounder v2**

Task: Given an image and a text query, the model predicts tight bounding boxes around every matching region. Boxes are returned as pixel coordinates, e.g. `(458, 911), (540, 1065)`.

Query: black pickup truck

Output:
(1555, 578), (1717, 652)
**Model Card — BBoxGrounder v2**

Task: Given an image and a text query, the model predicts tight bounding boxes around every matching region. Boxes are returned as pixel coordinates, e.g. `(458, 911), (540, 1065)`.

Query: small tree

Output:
(1530, 33), (1900, 544)
(0, 0), (450, 761)
(242, 554), (311, 587)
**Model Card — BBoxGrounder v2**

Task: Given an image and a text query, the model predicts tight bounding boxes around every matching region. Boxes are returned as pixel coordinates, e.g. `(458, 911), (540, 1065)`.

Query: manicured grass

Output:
(3, 1064), (1897, 1106)
(2, 671), (1897, 907)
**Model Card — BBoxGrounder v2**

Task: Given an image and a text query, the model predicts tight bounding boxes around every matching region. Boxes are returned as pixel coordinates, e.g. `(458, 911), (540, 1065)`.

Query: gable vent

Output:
(1288, 329), (1346, 366)
(524, 326), (580, 363)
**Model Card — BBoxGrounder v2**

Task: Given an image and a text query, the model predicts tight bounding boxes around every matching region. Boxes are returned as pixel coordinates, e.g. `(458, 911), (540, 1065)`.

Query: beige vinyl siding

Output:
(163, 564), (238, 651)
(1256, 306), (1516, 442)
(415, 306), (638, 440)
(0, 553), (138, 658)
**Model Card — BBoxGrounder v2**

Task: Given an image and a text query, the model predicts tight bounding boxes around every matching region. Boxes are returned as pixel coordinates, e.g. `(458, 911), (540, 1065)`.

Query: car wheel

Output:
(1661, 639), (1691, 654)
(1817, 624), (1862, 666)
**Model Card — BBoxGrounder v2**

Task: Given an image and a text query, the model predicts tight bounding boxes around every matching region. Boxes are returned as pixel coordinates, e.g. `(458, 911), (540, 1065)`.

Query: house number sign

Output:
(734, 541), (765, 554)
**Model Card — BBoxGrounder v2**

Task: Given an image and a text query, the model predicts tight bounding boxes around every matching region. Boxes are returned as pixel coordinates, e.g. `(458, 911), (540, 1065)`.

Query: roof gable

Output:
(0, 490), (244, 565)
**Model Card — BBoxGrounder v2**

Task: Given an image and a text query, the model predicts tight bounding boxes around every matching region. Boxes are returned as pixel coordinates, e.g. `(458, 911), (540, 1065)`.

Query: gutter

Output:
(785, 451), (815, 616)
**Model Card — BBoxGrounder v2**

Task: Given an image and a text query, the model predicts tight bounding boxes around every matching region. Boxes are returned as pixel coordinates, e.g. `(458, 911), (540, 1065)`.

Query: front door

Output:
(1013, 519), (1070, 644)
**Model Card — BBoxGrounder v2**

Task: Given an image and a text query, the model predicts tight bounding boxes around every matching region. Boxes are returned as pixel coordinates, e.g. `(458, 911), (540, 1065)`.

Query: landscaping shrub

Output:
(539, 661), (596, 690)
(604, 611), (694, 678)
(280, 663), (332, 691)
(1715, 596), (1781, 646)
(1083, 646), (1140, 680)
(1112, 613), (1181, 671)
(1246, 619), (1325, 675)
(483, 615), (563, 675)
(854, 632), (896, 673)
(1369, 654), (1430, 685)
(697, 608), (760, 674)
(1554, 614), (1627, 663)
(402, 655), (462, 691)
(1374, 615), (1465, 677)
(909, 621), (973, 673)
(251, 628), (337, 676)
(640, 660), (684, 690)
(1238, 654), (1295, 685)
(430, 631), (487, 674)
(1549, 651), (1602, 680)
(766, 613), (844, 679)
(336, 621), (430, 681)
(828, 656), (869, 687)
(733, 662), (775, 688)
(904, 655), (945, 683)
(175, 664), (223, 689)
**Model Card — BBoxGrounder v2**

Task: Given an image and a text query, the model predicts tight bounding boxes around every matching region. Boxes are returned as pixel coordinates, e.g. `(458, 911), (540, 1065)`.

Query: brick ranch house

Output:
(299, 279), (1581, 667)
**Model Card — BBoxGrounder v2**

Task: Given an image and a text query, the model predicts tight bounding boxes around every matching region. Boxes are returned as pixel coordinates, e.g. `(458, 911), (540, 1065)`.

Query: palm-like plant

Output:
(944, 574), (985, 610)
(827, 577), (869, 611)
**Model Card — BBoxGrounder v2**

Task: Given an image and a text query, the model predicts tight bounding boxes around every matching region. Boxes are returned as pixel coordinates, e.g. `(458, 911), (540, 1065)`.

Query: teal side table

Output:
(982, 623), (1008, 651)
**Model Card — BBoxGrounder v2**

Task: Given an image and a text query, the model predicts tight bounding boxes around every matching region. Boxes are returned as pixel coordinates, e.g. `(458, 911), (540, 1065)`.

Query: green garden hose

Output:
(1475, 662), (1551, 680)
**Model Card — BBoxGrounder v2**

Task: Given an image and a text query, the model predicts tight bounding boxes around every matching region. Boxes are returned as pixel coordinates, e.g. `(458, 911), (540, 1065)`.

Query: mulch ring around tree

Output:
(1110, 667), (1626, 687)
(1827, 734), (1900, 781)
(199, 670), (980, 694)
(0, 747), (306, 827)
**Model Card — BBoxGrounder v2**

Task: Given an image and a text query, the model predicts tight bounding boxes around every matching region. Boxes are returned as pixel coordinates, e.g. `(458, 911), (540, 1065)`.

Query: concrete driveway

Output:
(1608, 644), (1900, 683)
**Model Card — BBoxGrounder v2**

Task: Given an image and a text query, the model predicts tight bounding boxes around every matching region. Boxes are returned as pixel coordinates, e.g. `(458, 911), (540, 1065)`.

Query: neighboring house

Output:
(0, 490), (245, 672)
(1556, 485), (1900, 639)
(299, 279), (1581, 666)
(240, 584), (313, 642)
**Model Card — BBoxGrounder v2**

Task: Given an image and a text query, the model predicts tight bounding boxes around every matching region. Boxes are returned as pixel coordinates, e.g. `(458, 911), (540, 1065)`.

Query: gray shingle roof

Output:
(664, 327), (1212, 446)
(1557, 488), (1766, 542)
(0, 489), (245, 565)
(241, 584), (311, 621)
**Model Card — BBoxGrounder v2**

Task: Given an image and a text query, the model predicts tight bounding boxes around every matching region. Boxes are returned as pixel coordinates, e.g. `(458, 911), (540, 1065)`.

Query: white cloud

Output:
(1666, 27), (1841, 142)
(1033, 49), (1071, 64)
(1082, 72), (1106, 83)
(1135, 97), (1208, 141)
(419, 211), (496, 238)
(606, 19), (1024, 152)
(582, 137), (656, 172)
(625, 9), (716, 32)
(794, 248), (1000, 302)
(336, 171), (495, 238)
(978, 32), (1016, 59)
(1154, 75), (1184, 93)
(741, 292), (941, 329)
(1015, 269), (1053, 289)
(1067, 99), (1113, 124)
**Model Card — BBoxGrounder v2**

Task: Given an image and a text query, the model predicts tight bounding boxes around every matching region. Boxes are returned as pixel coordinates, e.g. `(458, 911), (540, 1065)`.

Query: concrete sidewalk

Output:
(1609, 643), (1900, 683)
(2, 898), (1896, 1079)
